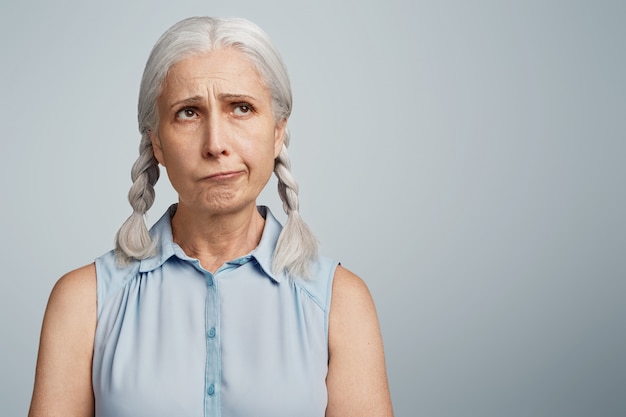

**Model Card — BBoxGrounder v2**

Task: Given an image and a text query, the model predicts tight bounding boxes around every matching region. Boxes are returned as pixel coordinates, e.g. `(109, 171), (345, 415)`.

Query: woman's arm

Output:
(28, 264), (97, 417)
(326, 266), (394, 417)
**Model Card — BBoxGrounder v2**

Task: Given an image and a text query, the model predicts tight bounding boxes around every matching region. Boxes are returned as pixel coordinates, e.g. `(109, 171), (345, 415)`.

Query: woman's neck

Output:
(170, 202), (265, 273)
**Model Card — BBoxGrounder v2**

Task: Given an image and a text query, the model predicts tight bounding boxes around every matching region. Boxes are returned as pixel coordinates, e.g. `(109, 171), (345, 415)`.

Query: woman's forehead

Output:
(160, 48), (268, 101)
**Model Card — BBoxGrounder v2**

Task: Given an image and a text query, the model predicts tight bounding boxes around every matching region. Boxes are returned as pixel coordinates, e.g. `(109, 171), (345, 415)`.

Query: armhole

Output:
(324, 260), (340, 345)
(94, 255), (105, 319)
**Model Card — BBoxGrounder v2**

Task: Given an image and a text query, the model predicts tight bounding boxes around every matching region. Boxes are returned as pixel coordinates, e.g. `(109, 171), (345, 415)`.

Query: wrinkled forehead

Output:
(160, 46), (269, 95)
(158, 50), (271, 110)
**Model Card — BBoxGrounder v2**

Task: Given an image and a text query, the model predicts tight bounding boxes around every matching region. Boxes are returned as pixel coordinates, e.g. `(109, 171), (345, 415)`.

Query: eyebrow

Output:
(169, 94), (257, 110)
(169, 96), (203, 110)
(219, 93), (256, 102)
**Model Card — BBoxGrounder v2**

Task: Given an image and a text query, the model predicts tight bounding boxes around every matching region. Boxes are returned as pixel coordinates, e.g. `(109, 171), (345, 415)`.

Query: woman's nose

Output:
(202, 112), (230, 157)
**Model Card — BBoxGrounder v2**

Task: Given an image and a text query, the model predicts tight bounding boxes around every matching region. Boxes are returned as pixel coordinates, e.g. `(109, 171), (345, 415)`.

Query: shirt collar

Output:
(138, 204), (178, 273)
(139, 204), (285, 283)
(251, 205), (284, 283)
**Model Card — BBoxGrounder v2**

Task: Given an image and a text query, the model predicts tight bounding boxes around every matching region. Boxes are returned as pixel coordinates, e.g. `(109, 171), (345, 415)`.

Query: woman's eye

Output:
(176, 108), (198, 119)
(233, 104), (252, 116)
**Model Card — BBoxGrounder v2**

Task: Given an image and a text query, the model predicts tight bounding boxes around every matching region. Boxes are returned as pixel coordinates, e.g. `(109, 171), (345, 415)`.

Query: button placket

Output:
(204, 271), (220, 417)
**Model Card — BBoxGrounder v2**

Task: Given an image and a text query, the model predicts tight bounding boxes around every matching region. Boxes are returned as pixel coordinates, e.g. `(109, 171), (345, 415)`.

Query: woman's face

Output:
(152, 48), (285, 215)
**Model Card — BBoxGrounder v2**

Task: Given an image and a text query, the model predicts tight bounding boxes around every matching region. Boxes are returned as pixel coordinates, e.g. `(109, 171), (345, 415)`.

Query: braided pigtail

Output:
(272, 128), (318, 278)
(114, 133), (160, 265)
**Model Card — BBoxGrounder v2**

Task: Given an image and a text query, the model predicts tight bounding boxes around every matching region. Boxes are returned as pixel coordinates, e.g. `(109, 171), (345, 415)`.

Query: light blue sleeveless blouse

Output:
(93, 205), (338, 417)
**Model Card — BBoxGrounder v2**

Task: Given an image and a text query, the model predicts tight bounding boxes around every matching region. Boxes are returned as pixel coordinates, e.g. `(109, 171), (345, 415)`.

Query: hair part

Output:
(115, 16), (318, 278)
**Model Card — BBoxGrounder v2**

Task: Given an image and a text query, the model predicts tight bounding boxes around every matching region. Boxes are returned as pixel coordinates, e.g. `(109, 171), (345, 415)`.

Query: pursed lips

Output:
(202, 170), (245, 181)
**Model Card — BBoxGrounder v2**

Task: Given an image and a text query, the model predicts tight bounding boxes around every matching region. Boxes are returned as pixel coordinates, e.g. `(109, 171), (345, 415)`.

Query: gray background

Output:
(1, 1), (624, 416)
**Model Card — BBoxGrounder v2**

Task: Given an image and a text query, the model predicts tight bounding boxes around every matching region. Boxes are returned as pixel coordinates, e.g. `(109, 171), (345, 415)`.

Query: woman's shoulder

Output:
(330, 265), (375, 318)
(291, 255), (339, 312)
(294, 258), (370, 309)
(51, 263), (97, 305)
(94, 250), (143, 315)
(94, 249), (141, 279)
(46, 263), (97, 326)
(42, 263), (97, 358)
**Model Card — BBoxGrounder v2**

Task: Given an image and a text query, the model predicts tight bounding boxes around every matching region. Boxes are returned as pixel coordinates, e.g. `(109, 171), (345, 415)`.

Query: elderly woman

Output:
(29, 17), (393, 417)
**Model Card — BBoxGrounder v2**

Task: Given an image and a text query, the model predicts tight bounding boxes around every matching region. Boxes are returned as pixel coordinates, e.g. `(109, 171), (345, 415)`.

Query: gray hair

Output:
(115, 17), (318, 278)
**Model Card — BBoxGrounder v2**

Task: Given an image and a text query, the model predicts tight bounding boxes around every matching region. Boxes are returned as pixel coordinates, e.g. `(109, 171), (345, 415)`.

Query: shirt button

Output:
(208, 327), (216, 338)
(207, 276), (214, 286)
(207, 384), (215, 396)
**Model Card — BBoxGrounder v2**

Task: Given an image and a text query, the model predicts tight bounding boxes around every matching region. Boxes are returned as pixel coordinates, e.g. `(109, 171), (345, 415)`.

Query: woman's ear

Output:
(150, 130), (165, 166)
(274, 119), (287, 158)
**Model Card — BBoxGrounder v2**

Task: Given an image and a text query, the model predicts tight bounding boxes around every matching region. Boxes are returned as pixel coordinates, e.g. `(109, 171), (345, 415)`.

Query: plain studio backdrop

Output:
(1, 1), (624, 416)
